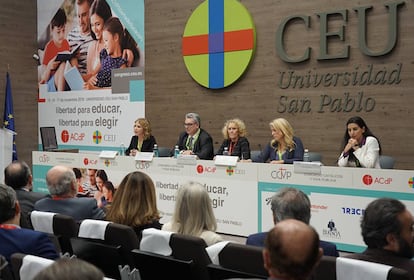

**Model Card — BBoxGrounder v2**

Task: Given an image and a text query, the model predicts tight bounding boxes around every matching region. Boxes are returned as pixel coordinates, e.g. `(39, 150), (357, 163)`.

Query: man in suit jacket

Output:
(0, 184), (59, 262)
(4, 161), (47, 228)
(246, 187), (339, 257)
(34, 165), (105, 221)
(344, 198), (414, 276)
(175, 112), (214, 160)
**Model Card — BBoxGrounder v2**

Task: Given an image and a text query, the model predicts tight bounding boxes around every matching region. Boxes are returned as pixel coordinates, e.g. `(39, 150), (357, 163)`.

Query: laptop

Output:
(40, 127), (58, 151)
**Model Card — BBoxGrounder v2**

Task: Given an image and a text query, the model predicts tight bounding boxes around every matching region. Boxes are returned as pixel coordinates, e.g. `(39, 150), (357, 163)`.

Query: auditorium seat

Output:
(29, 211), (79, 254)
(158, 146), (172, 157)
(311, 256), (410, 280)
(380, 155), (395, 169)
(70, 220), (139, 279)
(308, 152), (323, 162)
(207, 242), (268, 278)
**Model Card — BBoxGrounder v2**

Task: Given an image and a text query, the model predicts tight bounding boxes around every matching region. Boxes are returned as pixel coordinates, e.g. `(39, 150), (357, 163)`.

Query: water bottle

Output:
(174, 145), (180, 158)
(119, 143), (125, 156)
(223, 147), (229, 156)
(303, 148), (310, 162)
(153, 144), (159, 157)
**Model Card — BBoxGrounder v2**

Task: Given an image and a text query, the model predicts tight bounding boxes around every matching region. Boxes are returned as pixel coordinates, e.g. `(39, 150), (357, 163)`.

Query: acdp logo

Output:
(362, 174), (373, 185)
(61, 130), (70, 143)
(182, 0), (256, 89)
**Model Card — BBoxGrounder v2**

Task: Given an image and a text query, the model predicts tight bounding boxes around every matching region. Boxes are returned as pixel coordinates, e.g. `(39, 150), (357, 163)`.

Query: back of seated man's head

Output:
(46, 166), (77, 198)
(271, 187), (311, 224)
(0, 184), (19, 224)
(263, 219), (322, 280)
(361, 197), (414, 258)
(4, 161), (32, 190)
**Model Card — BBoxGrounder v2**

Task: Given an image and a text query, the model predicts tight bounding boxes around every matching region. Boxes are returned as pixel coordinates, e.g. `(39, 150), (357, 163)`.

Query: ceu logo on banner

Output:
(93, 130), (102, 144)
(409, 177), (414, 188)
(226, 166), (234, 176)
(182, 0), (256, 89)
(61, 130), (70, 143)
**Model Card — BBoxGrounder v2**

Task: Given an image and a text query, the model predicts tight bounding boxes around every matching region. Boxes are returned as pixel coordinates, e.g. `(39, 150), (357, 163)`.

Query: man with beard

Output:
(345, 198), (414, 276)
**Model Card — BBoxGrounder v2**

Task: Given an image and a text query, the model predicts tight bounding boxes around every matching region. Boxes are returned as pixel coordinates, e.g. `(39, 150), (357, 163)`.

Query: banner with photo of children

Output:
(37, 0), (145, 152)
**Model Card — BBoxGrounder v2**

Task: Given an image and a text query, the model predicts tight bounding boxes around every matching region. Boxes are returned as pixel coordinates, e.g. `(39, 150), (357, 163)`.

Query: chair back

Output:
(0, 254), (13, 280)
(380, 155), (395, 169)
(130, 249), (194, 280)
(217, 242), (268, 277)
(308, 152), (323, 162)
(71, 220), (139, 279)
(207, 263), (267, 280)
(10, 253), (54, 280)
(169, 233), (212, 280)
(311, 256), (410, 280)
(158, 146), (172, 157)
(251, 150), (261, 162)
(30, 211), (79, 254)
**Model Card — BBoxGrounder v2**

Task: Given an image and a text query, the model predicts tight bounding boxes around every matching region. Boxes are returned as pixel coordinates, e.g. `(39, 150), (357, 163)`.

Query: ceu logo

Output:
(409, 177), (414, 188)
(226, 166), (234, 176)
(182, 0), (256, 89)
(61, 130), (70, 143)
(362, 174), (373, 185)
(104, 159), (111, 167)
(92, 130), (102, 144)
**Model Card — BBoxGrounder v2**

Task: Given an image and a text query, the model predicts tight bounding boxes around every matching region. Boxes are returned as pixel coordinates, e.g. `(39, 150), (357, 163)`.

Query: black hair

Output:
(361, 198), (405, 248)
(51, 8), (67, 29)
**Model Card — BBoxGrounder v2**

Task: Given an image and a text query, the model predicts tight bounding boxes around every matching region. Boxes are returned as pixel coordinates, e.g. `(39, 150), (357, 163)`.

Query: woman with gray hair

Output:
(162, 181), (222, 246)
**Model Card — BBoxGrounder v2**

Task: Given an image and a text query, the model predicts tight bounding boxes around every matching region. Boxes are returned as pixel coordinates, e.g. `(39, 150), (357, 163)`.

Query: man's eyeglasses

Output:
(184, 123), (196, 127)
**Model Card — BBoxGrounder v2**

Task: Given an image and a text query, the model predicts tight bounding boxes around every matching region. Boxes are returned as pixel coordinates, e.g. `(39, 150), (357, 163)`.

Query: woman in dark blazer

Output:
(125, 118), (157, 156)
(216, 118), (251, 160)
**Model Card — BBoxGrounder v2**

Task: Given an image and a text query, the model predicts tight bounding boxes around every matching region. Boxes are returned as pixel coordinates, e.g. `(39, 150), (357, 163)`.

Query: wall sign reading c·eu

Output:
(182, 0), (256, 89)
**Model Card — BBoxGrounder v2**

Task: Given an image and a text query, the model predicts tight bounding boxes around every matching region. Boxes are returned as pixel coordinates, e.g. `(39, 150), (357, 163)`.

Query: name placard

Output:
(134, 152), (154, 162)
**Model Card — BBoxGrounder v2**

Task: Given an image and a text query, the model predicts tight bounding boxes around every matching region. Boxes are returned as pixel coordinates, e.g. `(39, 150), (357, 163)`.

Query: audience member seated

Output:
(0, 184), (59, 262)
(257, 118), (304, 164)
(263, 219), (323, 280)
(106, 171), (161, 238)
(215, 118), (251, 161)
(174, 112), (214, 160)
(4, 161), (46, 228)
(34, 166), (105, 221)
(344, 198), (414, 276)
(337, 116), (381, 168)
(33, 258), (104, 280)
(246, 187), (339, 257)
(162, 181), (223, 246)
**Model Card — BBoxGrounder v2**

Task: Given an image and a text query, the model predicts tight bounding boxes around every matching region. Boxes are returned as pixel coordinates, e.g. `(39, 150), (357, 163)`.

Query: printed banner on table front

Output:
(37, 0), (145, 152)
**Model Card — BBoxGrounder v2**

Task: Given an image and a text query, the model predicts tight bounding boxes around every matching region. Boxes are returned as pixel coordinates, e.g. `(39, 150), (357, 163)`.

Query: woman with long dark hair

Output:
(338, 116), (381, 168)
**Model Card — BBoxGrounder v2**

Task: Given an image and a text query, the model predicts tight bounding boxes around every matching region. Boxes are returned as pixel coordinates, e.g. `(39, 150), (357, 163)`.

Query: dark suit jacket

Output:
(344, 248), (414, 277)
(216, 137), (251, 159)
(175, 128), (214, 160)
(15, 189), (47, 228)
(257, 136), (304, 164)
(246, 231), (339, 257)
(0, 227), (59, 262)
(125, 135), (157, 155)
(34, 197), (105, 221)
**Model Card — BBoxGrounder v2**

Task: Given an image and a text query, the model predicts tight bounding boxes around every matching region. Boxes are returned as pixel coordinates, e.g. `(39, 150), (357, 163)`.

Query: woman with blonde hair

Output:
(125, 118), (157, 156)
(106, 171), (161, 237)
(162, 181), (223, 246)
(216, 118), (251, 160)
(257, 118), (304, 164)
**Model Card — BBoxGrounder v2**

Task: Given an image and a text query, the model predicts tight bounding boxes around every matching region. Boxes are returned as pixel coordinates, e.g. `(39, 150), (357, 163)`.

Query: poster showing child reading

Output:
(37, 0), (145, 152)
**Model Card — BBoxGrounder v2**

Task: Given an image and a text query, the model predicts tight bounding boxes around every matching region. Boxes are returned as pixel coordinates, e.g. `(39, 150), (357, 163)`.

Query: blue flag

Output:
(3, 72), (17, 160)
